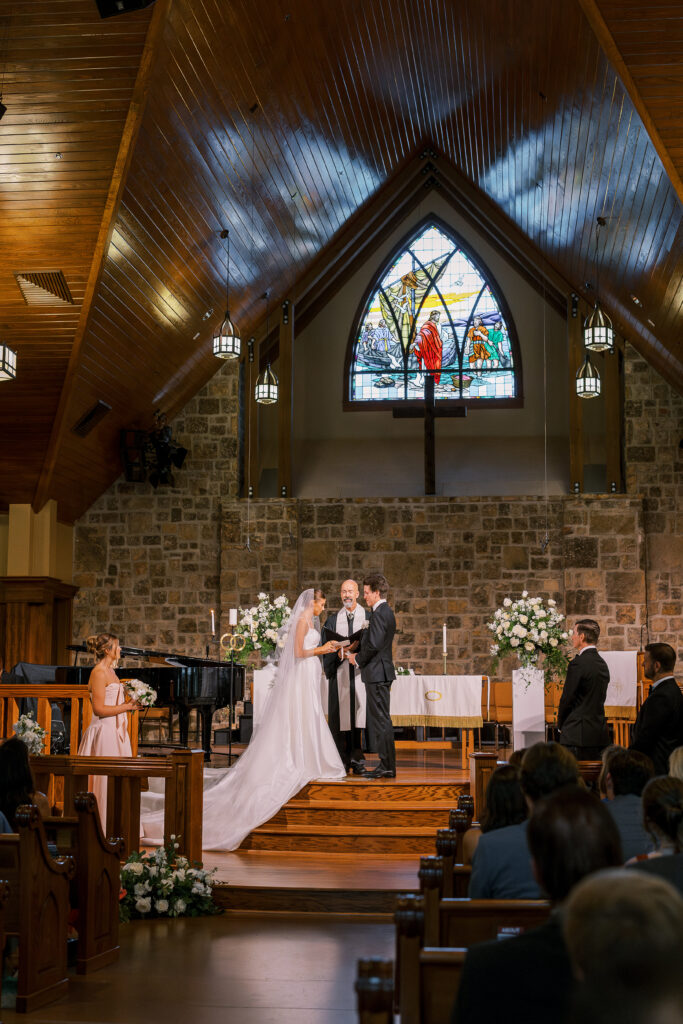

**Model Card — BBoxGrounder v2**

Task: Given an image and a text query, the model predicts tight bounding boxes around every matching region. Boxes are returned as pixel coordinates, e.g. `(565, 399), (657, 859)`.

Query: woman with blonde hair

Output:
(668, 746), (683, 781)
(77, 633), (139, 824)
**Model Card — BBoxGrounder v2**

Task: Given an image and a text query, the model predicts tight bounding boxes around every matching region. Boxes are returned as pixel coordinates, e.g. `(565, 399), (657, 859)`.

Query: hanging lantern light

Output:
(255, 364), (279, 405)
(213, 229), (241, 360)
(583, 301), (614, 354)
(576, 352), (601, 399)
(0, 343), (17, 381)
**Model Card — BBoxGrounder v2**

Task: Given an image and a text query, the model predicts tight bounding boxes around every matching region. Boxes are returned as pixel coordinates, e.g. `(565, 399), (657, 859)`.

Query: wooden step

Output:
(299, 779), (468, 803)
(240, 823), (439, 854)
(267, 800), (454, 828)
(212, 883), (413, 914)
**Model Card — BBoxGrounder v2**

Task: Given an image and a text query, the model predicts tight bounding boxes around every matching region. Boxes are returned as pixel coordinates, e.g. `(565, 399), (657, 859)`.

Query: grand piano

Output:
(58, 644), (245, 760)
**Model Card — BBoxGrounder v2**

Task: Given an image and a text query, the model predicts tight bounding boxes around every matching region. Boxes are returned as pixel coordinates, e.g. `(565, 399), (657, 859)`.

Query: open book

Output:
(322, 625), (367, 648)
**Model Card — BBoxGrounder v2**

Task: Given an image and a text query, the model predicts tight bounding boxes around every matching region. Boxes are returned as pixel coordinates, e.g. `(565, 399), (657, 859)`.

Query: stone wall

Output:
(72, 361), (240, 655)
(220, 494), (644, 675)
(624, 344), (683, 655)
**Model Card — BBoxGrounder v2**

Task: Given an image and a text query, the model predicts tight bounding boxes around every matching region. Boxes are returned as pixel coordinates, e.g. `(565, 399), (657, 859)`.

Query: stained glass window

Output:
(348, 222), (519, 404)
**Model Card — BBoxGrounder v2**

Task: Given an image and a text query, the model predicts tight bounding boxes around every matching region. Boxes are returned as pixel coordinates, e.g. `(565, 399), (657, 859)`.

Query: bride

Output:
(141, 588), (346, 851)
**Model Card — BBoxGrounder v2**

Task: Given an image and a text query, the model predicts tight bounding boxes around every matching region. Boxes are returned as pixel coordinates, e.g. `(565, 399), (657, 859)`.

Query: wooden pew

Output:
(42, 792), (124, 974)
(30, 749), (204, 861)
(0, 805), (75, 1012)
(355, 957), (393, 1024)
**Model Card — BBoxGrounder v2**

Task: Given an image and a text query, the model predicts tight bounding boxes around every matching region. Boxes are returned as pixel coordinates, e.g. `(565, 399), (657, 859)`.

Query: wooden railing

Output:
(30, 749), (204, 862)
(0, 683), (140, 755)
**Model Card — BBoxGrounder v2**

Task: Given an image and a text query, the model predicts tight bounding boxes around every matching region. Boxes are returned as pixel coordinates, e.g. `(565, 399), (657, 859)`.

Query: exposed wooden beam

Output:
(277, 300), (294, 498)
(32, 0), (172, 514)
(568, 295), (585, 492)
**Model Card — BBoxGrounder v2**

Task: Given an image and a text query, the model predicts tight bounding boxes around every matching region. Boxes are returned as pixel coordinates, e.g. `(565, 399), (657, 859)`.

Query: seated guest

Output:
(468, 741), (579, 898)
(670, 746), (683, 781)
(563, 869), (683, 1024)
(0, 737), (51, 827)
(0, 811), (12, 834)
(630, 642), (683, 775)
(597, 743), (624, 799)
(463, 765), (526, 864)
(453, 786), (623, 1024)
(603, 749), (655, 860)
(627, 776), (683, 893)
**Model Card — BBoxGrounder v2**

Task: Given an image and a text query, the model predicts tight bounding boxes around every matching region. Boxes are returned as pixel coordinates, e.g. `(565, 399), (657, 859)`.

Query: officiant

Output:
(321, 580), (368, 774)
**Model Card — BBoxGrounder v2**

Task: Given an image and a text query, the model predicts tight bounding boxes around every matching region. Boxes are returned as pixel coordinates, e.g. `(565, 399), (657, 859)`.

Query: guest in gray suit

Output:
(603, 748), (655, 861)
(469, 742), (580, 898)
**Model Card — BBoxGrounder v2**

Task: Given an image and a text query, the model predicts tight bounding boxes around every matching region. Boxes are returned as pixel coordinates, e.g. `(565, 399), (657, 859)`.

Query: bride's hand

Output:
(320, 641), (339, 654)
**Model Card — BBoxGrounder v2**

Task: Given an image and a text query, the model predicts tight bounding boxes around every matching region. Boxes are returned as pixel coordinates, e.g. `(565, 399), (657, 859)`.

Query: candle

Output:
(442, 623), (447, 654)
(210, 609), (215, 634)
(229, 608), (238, 627)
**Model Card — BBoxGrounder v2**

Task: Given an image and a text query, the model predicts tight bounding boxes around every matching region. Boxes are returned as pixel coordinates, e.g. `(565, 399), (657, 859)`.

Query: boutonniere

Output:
(362, 620), (369, 630)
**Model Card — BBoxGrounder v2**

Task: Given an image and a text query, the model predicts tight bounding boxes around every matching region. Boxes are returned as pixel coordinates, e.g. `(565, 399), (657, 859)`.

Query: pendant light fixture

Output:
(583, 217), (614, 354)
(575, 351), (601, 399)
(213, 228), (241, 360)
(0, 343), (17, 380)
(255, 291), (278, 405)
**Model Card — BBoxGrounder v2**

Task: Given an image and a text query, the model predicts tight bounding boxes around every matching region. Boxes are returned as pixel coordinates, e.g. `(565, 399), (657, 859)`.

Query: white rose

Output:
(490, 644), (499, 655)
(192, 882), (205, 894)
(503, 613), (510, 621)
(540, 630), (548, 640)
(524, 642), (535, 652)
(174, 869), (186, 882)
(519, 615), (528, 624)
(134, 883), (149, 897)
(548, 598), (556, 606)
(258, 592), (266, 600)
(503, 598), (512, 607)
(510, 638), (520, 647)
(147, 865), (158, 877)
(550, 638), (558, 647)
(522, 590), (528, 598)
(155, 899), (169, 914)
(174, 899), (187, 914)
(135, 897), (152, 914)
(129, 862), (144, 875)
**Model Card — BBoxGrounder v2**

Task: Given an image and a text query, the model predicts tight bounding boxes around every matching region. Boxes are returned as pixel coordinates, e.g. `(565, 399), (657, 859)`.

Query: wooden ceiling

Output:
(0, 0), (681, 522)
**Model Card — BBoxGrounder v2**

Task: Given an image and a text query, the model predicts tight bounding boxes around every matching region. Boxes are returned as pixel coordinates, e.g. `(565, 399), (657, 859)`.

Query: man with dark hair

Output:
(604, 749), (654, 860)
(469, 741), (579, 898)
(453, 787), (623, 1024)
(347, 573), (396, 779)
(557, 618), (610, 760)
(630, 642), (683, 775)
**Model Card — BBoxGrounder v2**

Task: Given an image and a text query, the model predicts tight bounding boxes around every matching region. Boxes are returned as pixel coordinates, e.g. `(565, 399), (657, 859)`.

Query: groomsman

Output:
(630, 643), (683, 775)
(321, 580), (368, 774)
(557, 618), (610, 760)
(348, 573), (397, 779)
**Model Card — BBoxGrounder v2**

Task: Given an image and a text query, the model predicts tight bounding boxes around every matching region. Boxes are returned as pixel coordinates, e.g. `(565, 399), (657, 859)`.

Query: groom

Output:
(347, 572), (397, 779)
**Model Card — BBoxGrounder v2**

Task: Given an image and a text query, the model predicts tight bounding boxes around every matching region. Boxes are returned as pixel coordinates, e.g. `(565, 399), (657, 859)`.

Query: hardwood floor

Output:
(2, 915), (395, 1024)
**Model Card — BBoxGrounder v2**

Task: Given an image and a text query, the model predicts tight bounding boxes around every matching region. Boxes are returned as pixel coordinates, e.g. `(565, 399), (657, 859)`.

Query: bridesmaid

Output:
(77, 633), (138, 826)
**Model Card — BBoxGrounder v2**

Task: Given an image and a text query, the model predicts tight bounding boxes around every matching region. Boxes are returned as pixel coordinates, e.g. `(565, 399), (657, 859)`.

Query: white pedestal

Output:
(512, 668), (546, 750)
(252, 664), (278, 727)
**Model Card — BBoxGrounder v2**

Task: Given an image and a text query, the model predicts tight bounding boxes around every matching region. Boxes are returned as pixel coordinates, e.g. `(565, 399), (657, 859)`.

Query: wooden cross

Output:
(393, 373), (467, 495)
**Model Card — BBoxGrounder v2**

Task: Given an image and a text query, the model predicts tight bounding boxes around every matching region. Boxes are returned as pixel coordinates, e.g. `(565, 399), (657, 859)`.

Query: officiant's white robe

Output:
(322, 605), (367, 730)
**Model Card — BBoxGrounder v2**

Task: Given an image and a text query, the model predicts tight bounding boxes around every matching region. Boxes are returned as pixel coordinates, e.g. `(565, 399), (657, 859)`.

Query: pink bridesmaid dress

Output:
(78, 679), (132, 827)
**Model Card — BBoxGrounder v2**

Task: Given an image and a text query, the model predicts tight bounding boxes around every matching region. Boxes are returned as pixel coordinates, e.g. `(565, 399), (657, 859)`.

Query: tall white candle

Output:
(229, 608), (238, 627)
(210, 608), (215, 634)
(442, 623), (447, 654)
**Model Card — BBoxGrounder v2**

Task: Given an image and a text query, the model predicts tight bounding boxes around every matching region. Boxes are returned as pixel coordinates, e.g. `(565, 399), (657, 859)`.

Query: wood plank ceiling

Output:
(0, 0), (681, 521)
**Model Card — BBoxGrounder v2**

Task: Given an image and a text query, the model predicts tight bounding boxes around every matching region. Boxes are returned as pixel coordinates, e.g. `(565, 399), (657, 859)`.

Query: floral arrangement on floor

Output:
(487, 591), (570, 686)
(231, 592), (292, 664)
(13, 712), (47, 754)
(119, 837), (219, 923)
(121, 678), (157, 707)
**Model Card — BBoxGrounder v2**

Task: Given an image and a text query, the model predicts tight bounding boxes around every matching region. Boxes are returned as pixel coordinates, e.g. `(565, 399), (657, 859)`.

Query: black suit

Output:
(630, 676), (683, 775)
(452, 914), (573, 1024)
(356, 601), (396, 773)
(557, 647), (610, 758)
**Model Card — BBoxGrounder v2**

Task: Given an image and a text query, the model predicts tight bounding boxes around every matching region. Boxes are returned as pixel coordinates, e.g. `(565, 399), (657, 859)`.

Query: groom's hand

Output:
(346, 651), (358, 666)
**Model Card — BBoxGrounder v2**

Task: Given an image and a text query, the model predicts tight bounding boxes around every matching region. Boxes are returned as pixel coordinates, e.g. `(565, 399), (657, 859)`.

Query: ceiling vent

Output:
(71, 401), (112, 438)
(14, 271), (74, 306)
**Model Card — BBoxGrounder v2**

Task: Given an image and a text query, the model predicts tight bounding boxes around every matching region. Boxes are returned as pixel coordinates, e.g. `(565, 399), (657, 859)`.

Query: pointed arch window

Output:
(346, 220), (522, 406)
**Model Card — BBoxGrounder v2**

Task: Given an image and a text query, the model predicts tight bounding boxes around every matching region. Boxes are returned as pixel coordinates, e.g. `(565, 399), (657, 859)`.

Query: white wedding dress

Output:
(140, 612), (346, 852)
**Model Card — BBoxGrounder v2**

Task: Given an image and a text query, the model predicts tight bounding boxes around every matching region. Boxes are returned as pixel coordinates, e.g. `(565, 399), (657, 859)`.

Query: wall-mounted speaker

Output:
(95, 0), (156, 17)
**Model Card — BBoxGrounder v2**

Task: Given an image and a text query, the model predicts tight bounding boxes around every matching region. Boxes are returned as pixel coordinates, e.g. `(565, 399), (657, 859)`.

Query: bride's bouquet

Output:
(232, 593), (292, 663)
(487, 591), (570, 685)
(122, 678), (157, 707)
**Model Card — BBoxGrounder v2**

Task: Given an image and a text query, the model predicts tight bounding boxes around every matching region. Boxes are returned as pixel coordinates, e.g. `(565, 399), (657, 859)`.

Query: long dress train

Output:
(140, 626), (346, 851)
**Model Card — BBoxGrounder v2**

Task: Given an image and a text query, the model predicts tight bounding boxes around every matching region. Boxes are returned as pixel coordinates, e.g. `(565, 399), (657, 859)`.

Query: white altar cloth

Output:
(602, 650), (638, 718)
(389, 675), (483, 727)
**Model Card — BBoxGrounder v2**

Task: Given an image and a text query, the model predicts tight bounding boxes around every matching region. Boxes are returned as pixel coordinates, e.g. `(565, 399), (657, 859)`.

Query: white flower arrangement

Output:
(13, 712), (47, 755)
(119, 836), (218, 923)
(122, 678), (157, 707)
(487, 591), (570, 686)
(232, 593), (293, 663)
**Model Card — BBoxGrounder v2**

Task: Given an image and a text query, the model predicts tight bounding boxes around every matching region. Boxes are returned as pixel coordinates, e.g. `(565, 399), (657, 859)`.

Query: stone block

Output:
(563, 537), (599, 568)
(75, 527), (107, 572)
(565, 590), (597, 615)
(502, 545), (528, 570)
(648, 534), (683, 573)
(589, 512), (637, 535)
(605, 571), (646, 605)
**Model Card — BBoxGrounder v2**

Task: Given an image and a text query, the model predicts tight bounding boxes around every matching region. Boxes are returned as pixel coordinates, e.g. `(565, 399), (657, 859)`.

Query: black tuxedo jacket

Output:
(356, 602), (396, 684)
(557, 647), (610, 748)
(630, 677), (683, 775)
(452, 914), (573, 1024)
